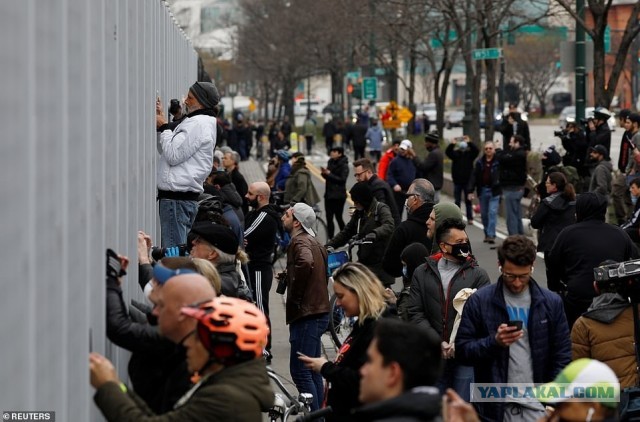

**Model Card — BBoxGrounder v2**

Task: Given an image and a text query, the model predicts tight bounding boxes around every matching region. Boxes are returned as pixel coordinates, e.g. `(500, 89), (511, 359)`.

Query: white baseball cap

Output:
(291, 203), (316, 237)
(399, 139), (413, 150)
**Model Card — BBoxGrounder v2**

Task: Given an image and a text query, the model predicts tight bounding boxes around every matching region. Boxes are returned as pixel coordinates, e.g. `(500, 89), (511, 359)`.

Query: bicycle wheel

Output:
(328, 294), (353, 349)
(314, 216), (329, 245)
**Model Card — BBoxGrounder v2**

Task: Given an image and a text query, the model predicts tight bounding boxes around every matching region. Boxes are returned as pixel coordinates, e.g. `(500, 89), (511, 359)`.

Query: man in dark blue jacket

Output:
(455, 235), (571, 422)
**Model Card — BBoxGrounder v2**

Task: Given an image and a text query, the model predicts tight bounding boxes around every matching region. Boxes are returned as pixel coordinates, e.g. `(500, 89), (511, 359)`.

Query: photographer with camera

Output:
(155, 82), (219, 248)
(571, 260), (636, 389)
(556, 122), (588, 192)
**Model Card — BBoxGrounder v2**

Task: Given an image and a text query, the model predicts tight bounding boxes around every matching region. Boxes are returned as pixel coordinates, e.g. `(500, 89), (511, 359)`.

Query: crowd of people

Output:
(87, 82), (640, 421)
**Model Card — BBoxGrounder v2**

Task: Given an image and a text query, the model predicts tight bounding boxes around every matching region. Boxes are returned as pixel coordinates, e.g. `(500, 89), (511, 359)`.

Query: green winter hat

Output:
(430, 202), (463, 254)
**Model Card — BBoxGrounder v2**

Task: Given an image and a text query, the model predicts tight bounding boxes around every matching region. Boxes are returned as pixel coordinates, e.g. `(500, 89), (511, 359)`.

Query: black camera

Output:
(553, 130), (565, 137)
(168, 99), (181, 115)
(150, 244), (189, 261)
(275, 271), (288, 294)
(593, 259), (640, 301)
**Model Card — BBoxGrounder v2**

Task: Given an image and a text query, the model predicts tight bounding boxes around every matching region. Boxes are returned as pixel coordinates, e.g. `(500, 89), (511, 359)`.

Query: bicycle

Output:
(266, 366), (313, 421)
(326, 237), (372, 349)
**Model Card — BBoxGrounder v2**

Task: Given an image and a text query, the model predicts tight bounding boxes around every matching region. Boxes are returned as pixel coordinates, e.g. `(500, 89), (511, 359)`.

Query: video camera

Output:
(553, 129), (567, 138)
(593, 259), (640, 301)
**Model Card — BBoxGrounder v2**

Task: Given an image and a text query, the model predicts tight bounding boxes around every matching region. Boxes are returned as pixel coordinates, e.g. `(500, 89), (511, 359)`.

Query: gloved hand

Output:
(165, 246), (181, 257)
(364, 232), (377, 242)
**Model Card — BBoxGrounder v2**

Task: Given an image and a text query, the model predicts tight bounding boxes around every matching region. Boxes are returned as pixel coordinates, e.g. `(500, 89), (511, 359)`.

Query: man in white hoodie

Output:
(155, 82), (218, 247)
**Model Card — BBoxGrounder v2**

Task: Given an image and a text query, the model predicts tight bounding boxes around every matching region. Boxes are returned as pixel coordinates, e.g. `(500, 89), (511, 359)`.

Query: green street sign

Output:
(604, 25), (611, 53)
(346, 71), (361, 81)
(472, 48), (503, 60)
(374, 67), (386, 76)
(363, 77), (377, 100)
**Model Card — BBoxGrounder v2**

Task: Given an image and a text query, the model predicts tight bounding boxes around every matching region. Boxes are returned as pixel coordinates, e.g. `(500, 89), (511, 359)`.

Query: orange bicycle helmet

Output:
(181, 297), (269, 365)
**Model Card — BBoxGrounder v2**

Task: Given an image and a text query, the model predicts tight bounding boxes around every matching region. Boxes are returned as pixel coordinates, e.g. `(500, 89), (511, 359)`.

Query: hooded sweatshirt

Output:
(571, 293), (637, 388)
(547, 192), (639, 306)
(589, 158), (613, 197)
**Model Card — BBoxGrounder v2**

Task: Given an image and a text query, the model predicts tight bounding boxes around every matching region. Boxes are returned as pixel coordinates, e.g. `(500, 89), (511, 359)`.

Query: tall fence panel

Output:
(0, 0), (198, 419)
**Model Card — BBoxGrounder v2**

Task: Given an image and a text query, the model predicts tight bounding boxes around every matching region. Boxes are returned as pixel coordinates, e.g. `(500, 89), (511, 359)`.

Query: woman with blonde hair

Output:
(299, 262), (394, 421)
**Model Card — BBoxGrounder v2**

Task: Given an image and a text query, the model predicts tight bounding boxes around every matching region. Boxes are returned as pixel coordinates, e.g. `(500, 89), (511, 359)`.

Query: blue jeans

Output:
(437, 360), (474, 402)
(479, 187), (500, 238)
(289, 314), (330, 411)
(454, 184), (474, 220)
(159, 199), (198, 247)
(503, 188), (524, 235)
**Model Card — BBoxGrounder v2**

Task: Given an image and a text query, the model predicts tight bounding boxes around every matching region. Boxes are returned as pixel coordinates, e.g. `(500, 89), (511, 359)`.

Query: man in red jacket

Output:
(378, 139), (400, 180)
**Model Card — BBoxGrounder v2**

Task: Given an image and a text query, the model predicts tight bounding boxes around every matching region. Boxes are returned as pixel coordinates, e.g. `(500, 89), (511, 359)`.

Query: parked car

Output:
(445, 110), (465, 129)
(558, 106), (616, 131)
(416, 103), (437, 122)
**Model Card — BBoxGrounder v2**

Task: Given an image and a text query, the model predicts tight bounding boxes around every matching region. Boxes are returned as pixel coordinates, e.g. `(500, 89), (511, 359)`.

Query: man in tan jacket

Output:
(571, 261), (636, 388)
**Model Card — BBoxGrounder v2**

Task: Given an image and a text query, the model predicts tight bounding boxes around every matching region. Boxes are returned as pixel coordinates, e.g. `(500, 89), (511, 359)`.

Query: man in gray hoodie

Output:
(588, 144), (613, 198)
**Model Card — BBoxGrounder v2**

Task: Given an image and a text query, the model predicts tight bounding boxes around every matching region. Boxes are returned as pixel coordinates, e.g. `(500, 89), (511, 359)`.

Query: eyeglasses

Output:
(484, 148), (494, 151)
(501, 272), (531, 282)
(405, 193), (419, 199)
(354, 171), (367, 177)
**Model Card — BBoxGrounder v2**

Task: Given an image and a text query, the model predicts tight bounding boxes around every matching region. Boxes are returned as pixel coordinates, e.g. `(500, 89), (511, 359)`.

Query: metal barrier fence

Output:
(0, 0), (197, 419)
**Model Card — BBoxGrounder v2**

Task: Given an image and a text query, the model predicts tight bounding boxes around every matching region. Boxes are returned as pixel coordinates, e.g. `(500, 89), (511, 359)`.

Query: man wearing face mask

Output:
(382, 178), (435, 278)
(406, 218), (490, 401)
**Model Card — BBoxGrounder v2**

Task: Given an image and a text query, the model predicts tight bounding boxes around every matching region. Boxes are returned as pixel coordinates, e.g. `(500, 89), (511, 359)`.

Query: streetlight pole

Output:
(575, 0), (586, 122)
(462, 0), (472, 136)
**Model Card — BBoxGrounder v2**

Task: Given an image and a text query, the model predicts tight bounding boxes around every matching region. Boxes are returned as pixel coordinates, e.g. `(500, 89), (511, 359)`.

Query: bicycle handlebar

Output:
(296, 406), (333, 421)
(267, 367), (297, 403)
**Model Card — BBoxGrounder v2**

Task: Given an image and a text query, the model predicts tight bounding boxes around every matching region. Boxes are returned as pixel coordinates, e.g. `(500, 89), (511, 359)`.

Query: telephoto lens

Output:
(150, 245), (189, 261)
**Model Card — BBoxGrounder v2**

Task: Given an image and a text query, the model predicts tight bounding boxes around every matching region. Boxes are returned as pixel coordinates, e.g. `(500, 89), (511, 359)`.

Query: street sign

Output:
(397, 107), (413, 123)
(471, 48), (503, 60)
(374, 67), (386, 76)
(346, 71), (361, 81)
(363, 77), (377, 100)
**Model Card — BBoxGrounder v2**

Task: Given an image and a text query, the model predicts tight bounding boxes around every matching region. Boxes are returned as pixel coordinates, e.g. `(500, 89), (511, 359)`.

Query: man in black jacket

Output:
(496, 135), (527, 235)
(354, 158), (400, 225)
(106, 255), (215, 413)
(445, 136), (479, 222)
(587, 108), (612, 153)
(244, 181), (281, 361)
(547, 192), (639, 327)
(353, 319), (443, 422)
(407, 218), (490, 401)
(382, 178), (435, 278)
(327, 182), (396, 286)
(415, 131), (444, 203)
(321, 146), (349, 238)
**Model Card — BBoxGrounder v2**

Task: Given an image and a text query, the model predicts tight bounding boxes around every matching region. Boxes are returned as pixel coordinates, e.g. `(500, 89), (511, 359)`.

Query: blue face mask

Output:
(633, 196), (638, 205)
(402, 265), (408, 279)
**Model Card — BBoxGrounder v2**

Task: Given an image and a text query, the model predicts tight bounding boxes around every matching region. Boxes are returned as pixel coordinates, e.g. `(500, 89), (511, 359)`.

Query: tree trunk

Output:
(408, 44), (417, 133)
(485, 54), (497, 142)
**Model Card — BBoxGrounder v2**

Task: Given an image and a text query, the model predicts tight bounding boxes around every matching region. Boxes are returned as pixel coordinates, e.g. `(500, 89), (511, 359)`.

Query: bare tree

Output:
(554, 0), (640, 107)
(504, 34), (563, 116)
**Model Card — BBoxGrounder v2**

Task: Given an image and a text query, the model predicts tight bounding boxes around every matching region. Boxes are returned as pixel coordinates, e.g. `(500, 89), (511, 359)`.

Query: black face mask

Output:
(443, 242), (471, 262)
(248, 198), (259, 209)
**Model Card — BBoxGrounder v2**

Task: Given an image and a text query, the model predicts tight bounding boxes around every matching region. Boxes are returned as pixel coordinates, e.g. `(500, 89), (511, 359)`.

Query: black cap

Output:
(189, 221), (238, 255)
(590, 144), (609, 158)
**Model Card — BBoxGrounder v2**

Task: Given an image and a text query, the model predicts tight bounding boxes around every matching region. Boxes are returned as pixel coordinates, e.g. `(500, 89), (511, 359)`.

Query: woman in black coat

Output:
(298, 263), (394, 421)
(530, 171), (576, 257)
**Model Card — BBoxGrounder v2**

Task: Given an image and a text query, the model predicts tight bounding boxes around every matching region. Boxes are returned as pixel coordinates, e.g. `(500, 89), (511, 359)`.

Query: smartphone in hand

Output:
(507, 320), (523, 331)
